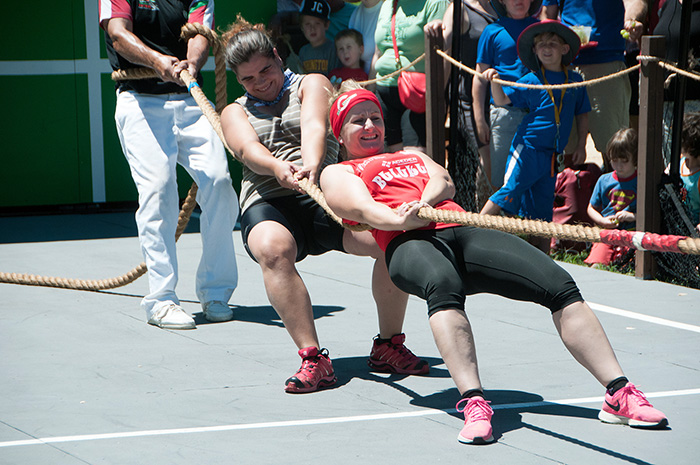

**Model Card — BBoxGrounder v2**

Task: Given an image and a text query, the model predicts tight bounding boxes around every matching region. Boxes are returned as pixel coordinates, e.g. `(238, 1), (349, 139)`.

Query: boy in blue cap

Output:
(480, 20), (590, 252)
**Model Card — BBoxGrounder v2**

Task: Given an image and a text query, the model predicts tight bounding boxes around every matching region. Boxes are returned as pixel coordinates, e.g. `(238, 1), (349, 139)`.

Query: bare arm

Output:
(220, 103), (301, 190)
(472, 63), (492, 145)
(622, 0), (647, 42)
(587, 202), (617, 229)
(543, 5), (559, 20)
(105, 17), (183, 84)
(482, 68), (510, 106)
(439, 4), (453, 81)
(417, 153), (456, 206)
(614, 209), (636, 224)
(183, 34), (210, 80)
(320, 164), (430, 231)
(297, 74), (334, 185)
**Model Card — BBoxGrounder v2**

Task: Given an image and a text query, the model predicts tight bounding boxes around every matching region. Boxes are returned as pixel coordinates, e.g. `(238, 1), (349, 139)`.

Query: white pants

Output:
(115, 90), (239, 318)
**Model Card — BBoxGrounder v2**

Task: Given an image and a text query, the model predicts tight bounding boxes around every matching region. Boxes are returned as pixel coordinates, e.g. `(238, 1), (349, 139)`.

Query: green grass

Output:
(550, 247), (635, 276)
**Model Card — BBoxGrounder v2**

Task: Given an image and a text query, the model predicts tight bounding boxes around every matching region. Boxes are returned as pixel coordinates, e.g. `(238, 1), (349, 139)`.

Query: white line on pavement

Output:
(1, 388), (698, 449)
(589, 302), (700, 333)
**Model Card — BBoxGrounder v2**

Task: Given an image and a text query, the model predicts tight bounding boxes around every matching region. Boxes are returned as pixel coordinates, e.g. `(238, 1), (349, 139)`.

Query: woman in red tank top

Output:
(320, 83), (668, 444)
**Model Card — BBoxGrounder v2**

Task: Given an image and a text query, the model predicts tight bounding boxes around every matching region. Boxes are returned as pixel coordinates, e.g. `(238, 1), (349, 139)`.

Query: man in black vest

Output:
(100, 0), (239, 329)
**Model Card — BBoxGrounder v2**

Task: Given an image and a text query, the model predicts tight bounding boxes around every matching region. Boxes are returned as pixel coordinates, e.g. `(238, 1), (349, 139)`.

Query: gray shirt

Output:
(235, 77), (339, 212)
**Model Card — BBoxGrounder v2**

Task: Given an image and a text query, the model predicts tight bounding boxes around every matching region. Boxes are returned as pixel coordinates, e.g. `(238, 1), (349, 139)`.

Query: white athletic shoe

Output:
(202, 300), (234, 322)
(148, 304), (196, 330)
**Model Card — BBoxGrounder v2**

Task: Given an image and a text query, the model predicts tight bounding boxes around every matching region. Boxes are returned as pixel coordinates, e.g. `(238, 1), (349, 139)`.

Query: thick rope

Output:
(297, 178), (371, 232)
(0, 183), (199, 290)
(414, 207), (700, 255)
(296, 182), (700, 255)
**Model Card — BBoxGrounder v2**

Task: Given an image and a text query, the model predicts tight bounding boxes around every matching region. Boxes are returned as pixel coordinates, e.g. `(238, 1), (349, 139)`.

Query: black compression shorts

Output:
(385, 226), (583, 316)
(240, 194), (346, 263)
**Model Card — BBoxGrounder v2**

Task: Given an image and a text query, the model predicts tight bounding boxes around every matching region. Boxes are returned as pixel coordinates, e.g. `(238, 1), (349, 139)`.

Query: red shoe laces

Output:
(382, 342), (418, 365)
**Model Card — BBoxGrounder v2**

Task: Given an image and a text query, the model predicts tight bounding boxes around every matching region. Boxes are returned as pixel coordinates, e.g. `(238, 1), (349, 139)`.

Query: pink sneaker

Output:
(368, 334), (429, 375)
(598, 383), (668, 428)
(456, 396), (495, 444)
(284, 347), (337, 394)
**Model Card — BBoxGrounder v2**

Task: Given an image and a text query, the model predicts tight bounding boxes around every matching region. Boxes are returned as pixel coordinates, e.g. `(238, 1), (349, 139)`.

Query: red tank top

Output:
(341, 151), (464, 251)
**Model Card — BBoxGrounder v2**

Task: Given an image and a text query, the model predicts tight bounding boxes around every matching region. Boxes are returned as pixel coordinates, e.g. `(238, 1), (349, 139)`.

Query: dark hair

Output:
(335, 28), (364, 47)
(220, 15), (276, 73)
(533, 31), (566, 46)
(606, 127), (638, 165)
(681, 112), (700, 159)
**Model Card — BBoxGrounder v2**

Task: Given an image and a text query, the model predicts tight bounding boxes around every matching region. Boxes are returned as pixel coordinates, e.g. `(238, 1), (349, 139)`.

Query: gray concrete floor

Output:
(0, 212), (699, 464)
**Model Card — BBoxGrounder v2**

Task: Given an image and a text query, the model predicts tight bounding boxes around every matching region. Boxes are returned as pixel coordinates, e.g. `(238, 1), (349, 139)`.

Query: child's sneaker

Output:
(456, 396), (495, 444)
(284, 347), (337, 394)
(368, 333), (429, 375)
(598, 383), (668, 428)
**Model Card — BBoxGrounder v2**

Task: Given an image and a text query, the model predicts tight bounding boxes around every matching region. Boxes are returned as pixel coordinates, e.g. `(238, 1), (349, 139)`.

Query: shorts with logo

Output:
(240, 193), (346, 263)
(489, 144), (557, 221)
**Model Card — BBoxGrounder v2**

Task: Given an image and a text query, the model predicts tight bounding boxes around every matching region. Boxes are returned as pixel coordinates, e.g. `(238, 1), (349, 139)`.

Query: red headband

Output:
(329, 89), (382, 140)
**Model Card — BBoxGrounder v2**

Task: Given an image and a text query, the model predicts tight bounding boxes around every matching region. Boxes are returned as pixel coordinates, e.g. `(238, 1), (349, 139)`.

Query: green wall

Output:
(0, 0), (276, 208)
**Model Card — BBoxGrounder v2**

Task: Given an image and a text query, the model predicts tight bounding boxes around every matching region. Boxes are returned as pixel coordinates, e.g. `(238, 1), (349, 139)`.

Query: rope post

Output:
(425, 30), (446, 166)
(636, 35), (666, 280)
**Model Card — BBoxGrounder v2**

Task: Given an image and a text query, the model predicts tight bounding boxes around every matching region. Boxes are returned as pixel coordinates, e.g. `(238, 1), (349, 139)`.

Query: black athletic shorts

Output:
(385, 226), (583, 316)
(240, 194), (346, 263)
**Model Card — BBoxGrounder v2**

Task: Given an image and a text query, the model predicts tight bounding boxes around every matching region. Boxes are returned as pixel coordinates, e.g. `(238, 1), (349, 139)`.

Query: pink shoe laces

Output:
(620, 384), (653, 407)
(456, 397), (493, 422)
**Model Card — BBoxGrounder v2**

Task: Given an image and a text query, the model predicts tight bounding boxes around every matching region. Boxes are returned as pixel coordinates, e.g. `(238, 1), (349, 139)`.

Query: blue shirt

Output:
(590, 171), (637, 229)
(476, 16), (538, 84)
(542, 0), (626, 64)
(505, 69), (591, 153)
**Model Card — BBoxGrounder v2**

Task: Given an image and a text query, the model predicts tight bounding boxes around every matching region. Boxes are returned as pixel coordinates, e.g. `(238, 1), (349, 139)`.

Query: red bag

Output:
(551, 163), (602, 252)
(391, 0), (426, 113)
(397, 71), (426, 113)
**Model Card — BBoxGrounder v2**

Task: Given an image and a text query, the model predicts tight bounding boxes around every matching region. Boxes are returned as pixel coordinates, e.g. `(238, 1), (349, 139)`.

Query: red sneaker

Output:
(368, 334), (429, 375)
(598, 383), (668, 428)
(456, 396), (495, 444)
(284, 347), (336, 394)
